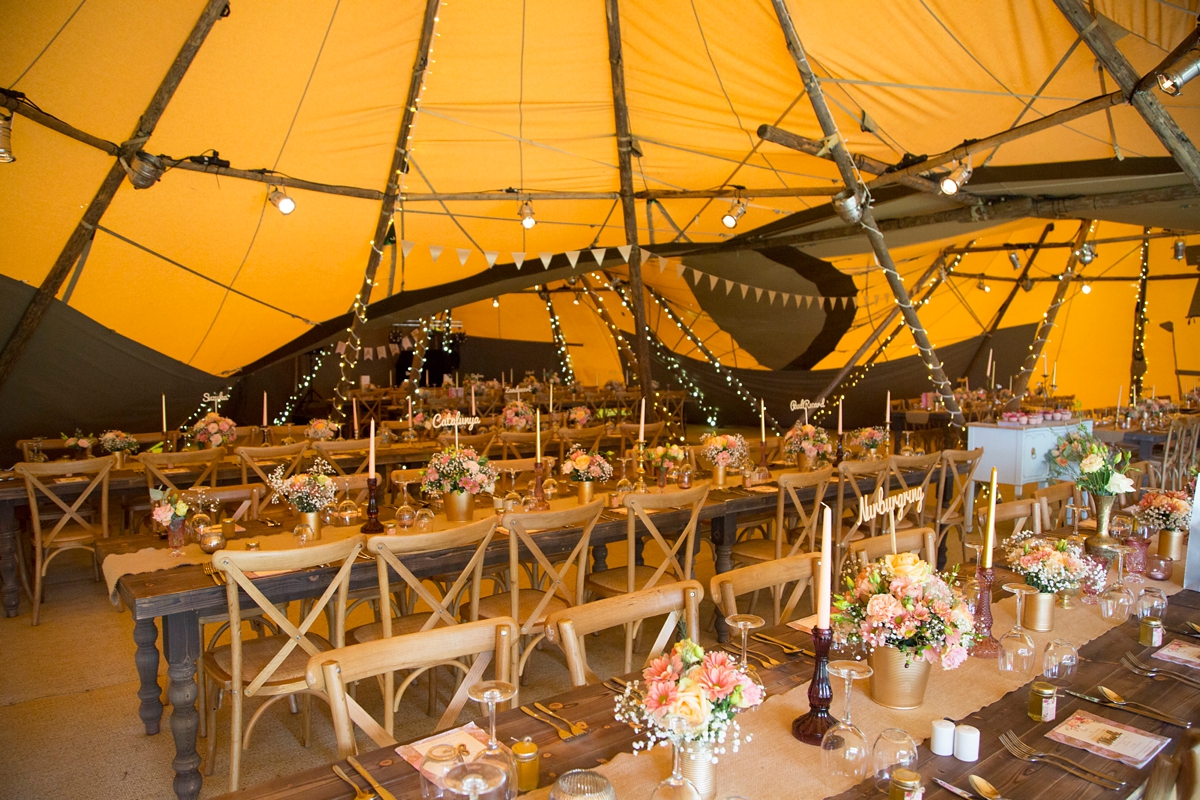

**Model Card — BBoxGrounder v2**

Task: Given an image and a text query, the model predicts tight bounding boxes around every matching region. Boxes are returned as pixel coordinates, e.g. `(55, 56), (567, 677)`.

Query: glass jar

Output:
(888, 768), (923, 800)
(678, 464), (693, 489)
(1139, 616), (1164, 647)
(512, 737), (539, 792)
(1145, 554), (1174, 581)
(420, 743), (466, 799)
(1028, 681), (1057, 722)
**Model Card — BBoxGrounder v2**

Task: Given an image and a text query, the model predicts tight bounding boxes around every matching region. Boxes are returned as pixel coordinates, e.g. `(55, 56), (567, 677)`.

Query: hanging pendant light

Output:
(518, 200), (536, 229)
(126, 152), (165, 189)
(1157, 45), (1200, 96)
(939, 161), (972, 195)
(269, 188), (295, 214)
(831, 187), (863, 224)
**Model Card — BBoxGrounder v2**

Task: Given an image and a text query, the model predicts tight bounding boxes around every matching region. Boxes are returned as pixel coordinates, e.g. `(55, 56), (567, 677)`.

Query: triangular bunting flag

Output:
(658, 256), (668, 273)
(512, 252), (526, 270)
(816, 295), (825, 309)
(676, 262), (686, 278)
(754, 287), (763, 301)
(401, 240), (416, 258)
(456, 248), (471, 266)
(708, 274), (718, 291)
(388, 342), (401, 355)
(640, 248), (652, 264)
(484, 251), (499, 267)
(590, 247), (607, 265)
(539, 252), (554, 269)
(428, 245), (444, 262)
(805, 295), (813, 308)
(691, 269), (703, 286)
(363, 347), (374, 361)
(565, 250), (581, 267)
(740, 283), (749, 299)
(335, 340), (348, 355)
(840, 296), (848, 308)
(617, 245), (632, 262)
(376, 346), (388, 359)
(849, 296), (856, 308)
(401, 336), (412, 349)
(724, 279), (734, 295)
(768, 290), (777, 304)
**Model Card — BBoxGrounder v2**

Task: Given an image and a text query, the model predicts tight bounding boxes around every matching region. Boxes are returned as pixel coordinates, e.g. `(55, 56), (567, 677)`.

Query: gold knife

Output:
(346, 755), (395, 800)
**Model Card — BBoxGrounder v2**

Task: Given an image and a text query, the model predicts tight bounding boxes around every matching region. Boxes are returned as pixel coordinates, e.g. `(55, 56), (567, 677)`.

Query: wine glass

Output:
(1041, 639), (1079, 687)
(1099, 545), (1136, 623)
(395, 475), (418, 528)
(614, 457), (633, 495)
(336, 499), (360, 526)
(420, 743), (466, 799)
(415, 508), (436, 531)
(503, 467), (521, 511)
(998, 583), (1037, 676)
(900, 431), (914, 456)
(1137, 587), (1168, 620)
(293, 523), (314, 546)
(725, 613), (767, 699)
(443, 763), (507, 800)
(872, 728), (918, 791)
(964, 541), (984, 568)
(467, 680), (518, 800)
(821, 660), (873, 783)
(1079, 554), (1106, 605)
(650, 715), (702, 800)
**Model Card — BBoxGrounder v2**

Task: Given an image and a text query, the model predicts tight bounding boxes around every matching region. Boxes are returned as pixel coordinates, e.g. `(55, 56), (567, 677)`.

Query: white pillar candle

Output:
(930, 721), (956, 756)
(369, 419), (375, 476)
(954, 725), (980, 762)
(162, 394), (167, 431)
(818, 506), (832, 629)
(639, 398), (645, 441)
(885, 390), (891, 424)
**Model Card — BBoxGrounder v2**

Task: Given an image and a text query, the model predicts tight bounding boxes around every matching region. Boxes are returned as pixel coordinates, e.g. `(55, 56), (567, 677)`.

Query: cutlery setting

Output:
(1062, 687), (1191, 727)
(751, 632), (814, 657)
(720, 643), (782, 670)
(202, 561), (225, 585)
(519, 705), (587, 740)
(1121, 652), (1200, 689)
(998, 730), (1124, 788)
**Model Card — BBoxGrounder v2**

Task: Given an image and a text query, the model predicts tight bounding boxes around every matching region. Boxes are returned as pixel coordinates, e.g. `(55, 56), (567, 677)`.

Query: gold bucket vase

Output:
(680, 739), (716, 800)
(1022, 591), (1056, 632)
(868, 645), (931, 710)
(444, 489), (474, 522)
(577, 480), (594, 505)
(713, 464), (726, 488)
(1158, 529), (1185, 561)
(300, 510), (322, 540)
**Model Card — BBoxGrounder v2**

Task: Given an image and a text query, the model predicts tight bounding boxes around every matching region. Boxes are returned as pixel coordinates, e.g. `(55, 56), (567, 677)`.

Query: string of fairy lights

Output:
(1131, 231), (1151, 400)
(543, 293), (576, 383)
(273, 347), (330, 426)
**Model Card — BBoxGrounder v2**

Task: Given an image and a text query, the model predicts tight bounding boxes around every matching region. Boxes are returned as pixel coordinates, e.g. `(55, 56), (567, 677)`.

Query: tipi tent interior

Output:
(2, 1), (1200, 798)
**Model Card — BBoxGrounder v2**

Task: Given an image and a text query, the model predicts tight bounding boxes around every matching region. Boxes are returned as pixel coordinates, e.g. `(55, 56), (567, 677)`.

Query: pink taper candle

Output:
(818, 505), (831, 629)
(263, 391), (268, 426)
(471, 384), (476, 416)
(837, 398), (843, 436)
(352, 397), (359, 438)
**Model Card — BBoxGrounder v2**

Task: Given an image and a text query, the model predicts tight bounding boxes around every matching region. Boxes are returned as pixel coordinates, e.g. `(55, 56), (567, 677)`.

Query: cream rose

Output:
(884, 551), (932, 581)
(666, 681), (712, 730)
(1106, 472), (1134, 494)
(1079, 453), (1104, 473)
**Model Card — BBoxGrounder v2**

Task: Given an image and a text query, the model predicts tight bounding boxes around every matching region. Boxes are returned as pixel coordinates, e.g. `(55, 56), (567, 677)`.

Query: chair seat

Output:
(41, 524), (97, 547)
(347, 613), (446, 645)
(203, 633), (332, 691)
(586, 566), (678, 598)
(731, 538), (780, 565)
(474, 590), (567, 629)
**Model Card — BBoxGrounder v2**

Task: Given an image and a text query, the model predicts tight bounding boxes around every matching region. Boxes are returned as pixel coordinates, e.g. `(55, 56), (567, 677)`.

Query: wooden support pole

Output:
(604, 0), (655, 415)
(961, 223), (1055, 383)
(0, 0), (228, 393)
(1054, 0), (1200, 190)
(1131, 229), (1151, 398)
(757, 124), (943, 195)
(1006, 221), (1095, 411)
(768, 0), (965, 427)
(330, 0), (440, 422)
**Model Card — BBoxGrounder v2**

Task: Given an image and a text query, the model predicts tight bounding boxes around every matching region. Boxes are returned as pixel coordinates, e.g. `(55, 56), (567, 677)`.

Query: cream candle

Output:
(818, 505), (831, 629)
(535, 410), (541, 463)
(639, 398), (645, 441)
(161, 394), (167, 432)
(983, 467), (997, 568)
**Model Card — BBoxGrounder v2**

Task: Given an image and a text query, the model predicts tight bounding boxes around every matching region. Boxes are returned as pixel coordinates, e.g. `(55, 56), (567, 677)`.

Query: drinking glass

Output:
(1079, 554), (1107, 605)
(650, 715), (701, 800)
(999, 583), (1038, 676)
(725, 613), (766, 700)
(1099, 546), (1136, 623)
(292, 523), (314, 546)
(614, 458), (633, 495)
(1041, 639), (1079, 686)
(336, 499), (360, 526)
(420, 743), (466, 799)
(167, 522), (186, 556)
(872, 728), (918, 791)
(1137, 587), (1168, 620)
(415, 508), (436, 531)
(820, 660), (873, 784)
(1120, 526), (1150, 585)
(1145, 554), (1174, 581)
(443, 763), (507, 800)
(965, 541), (984, 567)
(467, 680), (518, 800)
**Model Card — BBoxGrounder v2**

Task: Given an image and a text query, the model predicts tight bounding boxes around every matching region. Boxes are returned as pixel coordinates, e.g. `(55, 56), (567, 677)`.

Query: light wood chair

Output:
(972, 499), (1041, 561)
(1033, 480), (1078, 531)
(496, 430), (547, 460)
(545, 581), (703, 684)
(889, 452), (942, 529)
(265, 424), (309, 445)
(132, 447), (226, 533)
(312, 437), (379, 476)
(330, 471), (382, 506)
(347, 519), (498, 735)
(437, 430), (496, 458)
(180, 484), (262, 522)
(618, 421), (664, 452)
(849, 527), (937, 569)
(732, 468), (832, 567)
(237, 441), (310, 514)
(15, 456), (113, 626)
(203, 535), (364, 791)
(835, 458), (894, 572)
(937, 448), (984, 564)
(709, 553), (820, 626)
(305, 617), (518, 759)
(557, 424), (607, 460)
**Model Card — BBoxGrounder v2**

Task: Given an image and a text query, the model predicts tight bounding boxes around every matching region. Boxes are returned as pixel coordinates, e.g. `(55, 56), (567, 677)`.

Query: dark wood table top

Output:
(213, 591), (1200, 800)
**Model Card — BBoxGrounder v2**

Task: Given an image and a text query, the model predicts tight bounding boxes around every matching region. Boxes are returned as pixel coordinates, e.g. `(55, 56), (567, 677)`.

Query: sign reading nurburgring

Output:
(202, 391), (230, 413)
(432, 411), (481, 432)
(857, 485), (925, 526)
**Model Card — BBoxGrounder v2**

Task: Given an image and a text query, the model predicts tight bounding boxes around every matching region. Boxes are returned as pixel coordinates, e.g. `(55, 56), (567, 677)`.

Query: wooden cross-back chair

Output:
(16, 438), (85, 462)
(437, 430), (496, 458)
(972, 499), (1041, 561)
(351, 391), (387, 437)
(1121, 461), (1150, 510)
(545, 581), (703, 684)
(237, 441), (310, 514)
(710, 552), (820, 627)
(557, 425), (607, 460)
(330, 472), (382, 506)
(834, 458), (894, 573)
(389, 467), (426, 506)
(475, 501), (605, 686)
(889, 452), (942, 529)
(1162, 417), (1200, 491)
(496, 430), (541, 460)
(266, 424), (310, 446)
(347, 519), (498, 735)
(306, 617), (518, 759)
(732, 468), (832, 568)
(1033, 480), (1078, 531)
(139, 447), (226, 493)
(937, 448), (984, 564)
(204, 535), (364, 791)
(16, 456), (113, 626)
(747, 436), (784, 467)
(849, 527), (937, 569)
(312, 437), (379, 477)
(618, 421), (664, 452)
(180, 484), (262, 522)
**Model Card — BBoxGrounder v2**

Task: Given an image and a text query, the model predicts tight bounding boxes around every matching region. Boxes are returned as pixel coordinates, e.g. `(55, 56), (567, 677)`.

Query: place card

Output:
(786, 613), (821, 634)
(1151, 639), (1200, 669)
(396, 722), (490, 787)
(1046, 710), (1169, 768)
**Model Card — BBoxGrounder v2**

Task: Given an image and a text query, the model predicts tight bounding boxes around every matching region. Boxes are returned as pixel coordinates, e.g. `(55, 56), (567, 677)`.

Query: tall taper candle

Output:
(352, 398), (359, 438)
(535, 410), (541, 464)
(162, 394), (167, 432)
(1117, 385), (1122, 412)
(760, 399), (766, 443)
(549, 382), (553, 412)
(818, 505), (831, 629)
(885, 390), (891, 424)
(639, 398), (645, 442)
(471, 385), (476, 416)
(407, 396), (413, 429)
(983, 467), (997, 568)
(837, 398), (843, 435)
(1052, 361), (1057, 386)
(369, 419), (375, 476)
(262, 391), (268, 427)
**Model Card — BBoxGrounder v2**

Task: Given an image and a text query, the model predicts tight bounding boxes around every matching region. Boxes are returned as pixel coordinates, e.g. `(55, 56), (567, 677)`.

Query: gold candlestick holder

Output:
(633, 440), (648, 493)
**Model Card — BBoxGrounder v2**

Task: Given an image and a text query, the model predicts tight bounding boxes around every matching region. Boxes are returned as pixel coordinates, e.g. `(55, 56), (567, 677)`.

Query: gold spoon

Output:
(969, 775), (1008, 800)
(1097, 686), (1191, 727)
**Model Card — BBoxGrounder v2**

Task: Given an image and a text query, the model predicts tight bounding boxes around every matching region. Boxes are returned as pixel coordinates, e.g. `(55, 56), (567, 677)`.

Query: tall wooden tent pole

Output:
(1131, 229), (1151, 399)
(330, 0), (440, 423)
(1006, 221), (1094, 411)
(1053, 0), (1200, 190)
(604, 0), (655, 417)
(0, 0), (229, 394)
(767, 0), (965, 427)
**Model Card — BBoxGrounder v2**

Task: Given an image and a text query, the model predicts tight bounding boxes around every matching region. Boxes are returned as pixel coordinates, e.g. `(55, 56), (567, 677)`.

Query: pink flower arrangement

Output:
(191, 412), (237, 448)
(833, 552), (975, 669)
(701, 433), (747, 469)
(421, 446), (498, 495)
(853, 426), (889, 451)
(615, 638), (763, 757)
(501, 400), (534, 431)
(782, 422), (832, 459)
(268, 459), (338, 512)
(100, 430), (139, 454)
(648, 443), (687, 468)
(567, 406), (592, 427)
(149, 488), (189, 527)
(560, 447), (613, 483)
(1002, 530), (1091, 593)
(61, 429), (94, 451)
(1135, 490), (1193, 532)
(304, 418), (338, 441)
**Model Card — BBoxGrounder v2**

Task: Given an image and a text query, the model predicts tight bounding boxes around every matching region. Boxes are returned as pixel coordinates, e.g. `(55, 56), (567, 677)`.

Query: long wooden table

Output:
(214, 590), (1200, 800)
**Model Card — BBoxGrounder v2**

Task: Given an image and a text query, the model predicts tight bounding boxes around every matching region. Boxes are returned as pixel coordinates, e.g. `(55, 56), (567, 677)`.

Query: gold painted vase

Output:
(1023, 591), (1056, 631)
(1158, 529), (1185, 561)
(868, 645), (931, 710)
(112, 450), (126, 470)
(1085, 495), (1118, 562)
(714, 464), (726, 488)
(300, 510), (322, 540)
(679, 739), (716, 800)
(577, 481), (594, 505)
(444, 489), (474, 522)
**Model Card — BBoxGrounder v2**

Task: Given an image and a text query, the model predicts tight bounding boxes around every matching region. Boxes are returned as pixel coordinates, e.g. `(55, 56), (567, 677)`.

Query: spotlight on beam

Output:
(518, 200), (536, 229)
(269, 188), (295, 215)
(1009, 252), (1021, 270)
(977, 277), (991, 293)
(831, 188), (863, 224)
(0, 112), (14, 163)
(1157, 45), (1200, 96)
(939, 161), (972, 195)
(1075, 242), (1097, 265)
(721, 198), (747, 229)
(1175, 238), (1186, 261)
(126, 152), (165, 189)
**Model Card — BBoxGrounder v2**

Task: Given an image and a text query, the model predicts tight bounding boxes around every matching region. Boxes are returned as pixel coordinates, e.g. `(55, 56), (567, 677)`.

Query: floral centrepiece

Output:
(150, 488), (189, 527)
(782, 422), (832, 460)
(422, 446), (498, 495)
(649, 443), (687, 469)
(567, 406), (592, 427)
(1074, 442), (1133, 496)
(701, 434), (747, 469)
(1135, 490), (1193, 532)
(1046, 426), (1102, 479)
(192, 412), (237, 448)
(561, 447), (613, 482)
(833, 552), (975, 669)
(1002, 530), (1096, 593)
(100, 430), (139, 454)
(304, 418), (339, 441)
(853, 426), (889, 452)
(614, 639), (762, 759)
(501, 400), (534, 431)
(61, 429), (94, 452)
(269, 459), (337, 513)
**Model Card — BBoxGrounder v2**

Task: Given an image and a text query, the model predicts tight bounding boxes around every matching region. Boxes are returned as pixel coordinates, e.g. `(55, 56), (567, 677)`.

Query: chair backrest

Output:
(1033, 480), (1078, 531)
(975, 498), (1041, 537)
(16, 456), (114, 544)
(437, 430), (495, 458)
(938, 448), (984, 531)
(835, 458), (894, 568)
(139, 447), (226, 493)
(499, 501), (605, 636)
(545, 581), (703, 687)
(775, 468), (833, 558)
(305, 617), (518, 757)
(889, 452), (942, 527)
(748, 436), (783, 466)
(213, 535), (364, 699)
(266, 424), (309, 446)
(709, 552), (820, 625)
(17, 438), (80, 462)
(557, 424), (607, 455)
(620, 484), (711, 591)
(331, 471), (382, 505)
(618, 420), (664, 448)
(237, 441), (310, 512)
(389, 467), (425, 500)
(497, 431), (540, 460)
(850, 526), (937, 568)
(312, 438), (379, 476)
(181, 483), (262, 521)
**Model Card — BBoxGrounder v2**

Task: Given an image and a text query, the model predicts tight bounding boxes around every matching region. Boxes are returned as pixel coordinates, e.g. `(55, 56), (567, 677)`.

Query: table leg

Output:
(711, 508), (737, 643)
(134, 617), (164, 735)
(0, 501), (19, 617)
(164, 611), (203, 800)
(591, 542), (608, 573)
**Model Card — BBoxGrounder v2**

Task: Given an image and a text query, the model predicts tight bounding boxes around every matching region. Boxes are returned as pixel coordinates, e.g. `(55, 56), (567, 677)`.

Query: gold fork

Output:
(331, 764), (375, 800)
(202, 562), (221, 586)
(534, 702), (588, 737)
(519, 706), (578, 740)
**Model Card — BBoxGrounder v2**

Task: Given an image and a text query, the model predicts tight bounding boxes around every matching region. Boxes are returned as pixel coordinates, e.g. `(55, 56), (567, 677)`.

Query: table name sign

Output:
(432, 411), (481, 432)
(789, 398), (825, 411)
(857, 485), (925, 526)
(201, 391), (230, 413)
(504, 386), (531, 398)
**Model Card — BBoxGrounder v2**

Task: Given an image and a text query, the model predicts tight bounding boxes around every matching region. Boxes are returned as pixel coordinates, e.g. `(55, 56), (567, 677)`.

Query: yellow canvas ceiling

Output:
(1, 0), (1198, 400)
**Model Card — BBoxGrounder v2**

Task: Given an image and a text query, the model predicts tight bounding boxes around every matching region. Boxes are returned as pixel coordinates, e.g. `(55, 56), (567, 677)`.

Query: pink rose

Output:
(733, 673), (764, 708)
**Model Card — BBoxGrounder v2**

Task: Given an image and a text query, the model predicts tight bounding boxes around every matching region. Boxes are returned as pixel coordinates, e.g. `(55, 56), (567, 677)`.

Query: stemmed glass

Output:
(1099, 545), (1136, 623)
(614, 457), (633, 495)
(443, 763), (507, 800)
(1041, 639), (1079, 686)
(998, 583), (1038, 676)
(820, 660), (873, 783)
(466, 680), (518, 800)
(395, 475), (418, 529)
(965, 541), (984, 567)
(503, 468), (521, 511)
(725, 613), (766, 698)
(650, 715), (701, 800)
(872, 728), (918, 791)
